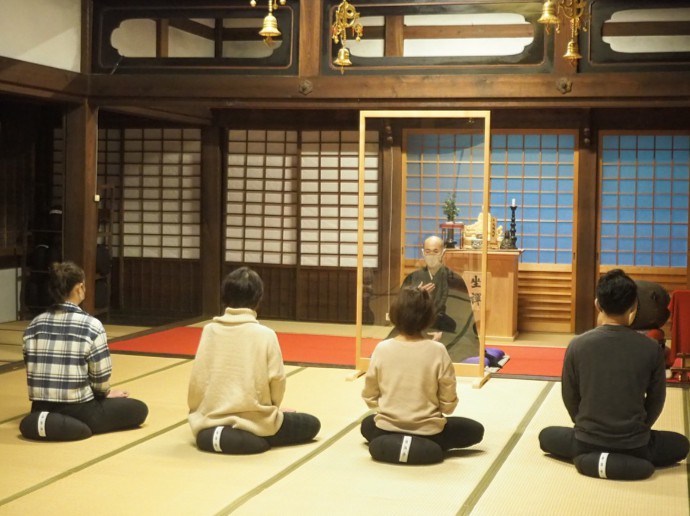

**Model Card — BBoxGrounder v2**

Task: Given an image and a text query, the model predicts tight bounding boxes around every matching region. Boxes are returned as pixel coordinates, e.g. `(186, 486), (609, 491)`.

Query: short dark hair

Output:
(48, 261), (85, 303)
(597, 268), (637, 316)
(221, 267), (264, 309)
(389, 287), (436, 336)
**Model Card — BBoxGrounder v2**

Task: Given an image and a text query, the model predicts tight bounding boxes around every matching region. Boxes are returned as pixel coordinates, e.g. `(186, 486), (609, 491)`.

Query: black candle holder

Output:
(501, 205), (518, 249)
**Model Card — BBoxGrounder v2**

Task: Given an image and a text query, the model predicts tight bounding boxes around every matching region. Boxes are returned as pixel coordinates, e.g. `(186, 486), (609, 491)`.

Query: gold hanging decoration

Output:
(538, 0), (589, 66)
(250, 0), (287, 47)
(331, 1), (364, 74)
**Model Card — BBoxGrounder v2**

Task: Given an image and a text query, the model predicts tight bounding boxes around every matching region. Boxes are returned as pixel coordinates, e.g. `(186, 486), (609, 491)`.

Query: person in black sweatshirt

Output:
(539, 268), (688, 480)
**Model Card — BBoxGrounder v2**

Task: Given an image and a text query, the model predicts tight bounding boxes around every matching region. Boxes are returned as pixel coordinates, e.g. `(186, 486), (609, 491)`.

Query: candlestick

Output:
(511, 198), (516, 207)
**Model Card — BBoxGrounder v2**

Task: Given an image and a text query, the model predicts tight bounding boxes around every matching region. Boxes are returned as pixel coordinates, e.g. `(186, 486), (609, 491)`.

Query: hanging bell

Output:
(259, 13), (281, 46)
(537, 0), (559, 25)
(334, 47), (352, 69)
(563, 38), (581, 63)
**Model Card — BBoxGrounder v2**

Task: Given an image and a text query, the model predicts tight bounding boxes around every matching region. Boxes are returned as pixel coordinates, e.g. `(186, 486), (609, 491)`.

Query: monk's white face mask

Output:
(424, 253), (443, 269)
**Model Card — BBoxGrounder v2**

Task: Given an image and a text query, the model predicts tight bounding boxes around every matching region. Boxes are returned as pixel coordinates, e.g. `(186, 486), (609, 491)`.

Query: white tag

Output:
(598, 452), (609, 479)
(399, 435), (412, 463)
(37, 411), (49, 438)
(212, 426), (224, 453)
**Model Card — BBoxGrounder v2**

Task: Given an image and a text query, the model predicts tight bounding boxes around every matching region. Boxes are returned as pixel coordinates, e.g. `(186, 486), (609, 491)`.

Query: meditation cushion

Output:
(196, 426), (270, 454)
(574, 452), (654, 481)
(368, 434), (444, 465)
(462, 356), (489, 366)
(19, 411), (92, 441)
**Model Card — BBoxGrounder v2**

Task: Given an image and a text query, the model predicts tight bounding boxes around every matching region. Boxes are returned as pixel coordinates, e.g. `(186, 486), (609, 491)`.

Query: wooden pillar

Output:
(299, 1), (322, 77)
(384, 16), (404, 57)
(373, 123), (403, 324)
(63, 101), (98, 314)
(200, 125), (224, 316)
(573, 112), (598, 333)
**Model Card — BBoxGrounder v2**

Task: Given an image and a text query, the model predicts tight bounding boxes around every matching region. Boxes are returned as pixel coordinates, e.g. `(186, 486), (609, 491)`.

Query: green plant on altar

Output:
(443, 194), (459, 221)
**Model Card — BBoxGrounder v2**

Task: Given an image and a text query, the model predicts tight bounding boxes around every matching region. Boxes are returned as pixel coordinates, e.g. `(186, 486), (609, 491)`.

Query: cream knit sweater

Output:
(362, 337), (458, 435)
(187, 308), (286, 437)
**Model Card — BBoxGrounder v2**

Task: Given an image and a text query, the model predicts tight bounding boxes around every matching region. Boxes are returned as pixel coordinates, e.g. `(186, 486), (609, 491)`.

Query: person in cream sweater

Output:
(361, 286), (484, 464)
(188, 267), (320, 454)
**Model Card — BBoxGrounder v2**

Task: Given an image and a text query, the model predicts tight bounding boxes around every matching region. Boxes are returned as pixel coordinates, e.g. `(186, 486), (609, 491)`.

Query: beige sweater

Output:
(362, 337), (458, 435)
(187, 308), (286, 437)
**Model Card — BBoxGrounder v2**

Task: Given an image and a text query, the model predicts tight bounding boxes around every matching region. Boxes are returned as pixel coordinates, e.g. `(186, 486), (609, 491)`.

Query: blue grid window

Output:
(404, 131), (485, 259)
(490, 133), (575, 264)
(600, 134), (689, 267)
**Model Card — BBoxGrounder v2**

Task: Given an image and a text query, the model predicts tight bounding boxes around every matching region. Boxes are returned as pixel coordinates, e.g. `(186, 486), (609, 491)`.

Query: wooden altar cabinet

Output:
(444, 249), (521, 342)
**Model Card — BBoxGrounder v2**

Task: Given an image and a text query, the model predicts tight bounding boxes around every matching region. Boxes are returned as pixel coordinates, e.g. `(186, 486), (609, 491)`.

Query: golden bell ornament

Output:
(334, 47), (352, 68)
(563, 39), (581, 63)
(259, 13), (281, 46)
(538, 0), (559, 25)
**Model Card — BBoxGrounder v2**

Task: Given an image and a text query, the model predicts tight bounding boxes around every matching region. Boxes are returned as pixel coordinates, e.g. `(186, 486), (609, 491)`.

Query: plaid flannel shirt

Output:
(23, 302), (112, 403)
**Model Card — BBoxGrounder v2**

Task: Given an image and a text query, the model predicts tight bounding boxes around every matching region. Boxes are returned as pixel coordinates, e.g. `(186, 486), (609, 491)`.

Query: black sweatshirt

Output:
(561, 324), (666, 449)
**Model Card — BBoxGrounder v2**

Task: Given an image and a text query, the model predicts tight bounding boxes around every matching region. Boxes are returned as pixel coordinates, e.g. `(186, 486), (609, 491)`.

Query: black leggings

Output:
(539, 426), (689, 467)
(32, 398), (148, 435)
(360, 414), (484, 451)
(264, 411), (321, 446)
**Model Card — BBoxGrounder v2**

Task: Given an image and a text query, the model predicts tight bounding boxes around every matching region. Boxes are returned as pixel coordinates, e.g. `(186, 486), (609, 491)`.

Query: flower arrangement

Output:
(443, 194), (458, 221)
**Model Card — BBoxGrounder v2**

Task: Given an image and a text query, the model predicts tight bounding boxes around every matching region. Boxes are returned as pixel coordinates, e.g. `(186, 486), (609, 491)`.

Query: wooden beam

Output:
(402, 24), (534, 39)
(81, 0), (93, 74)
(156, 19), (170, 58)
(200, 125), (223, 316)
(88, 71), (690, 105)
(63, 101), (99, 315)
(384, 16), (404, 57)
(572, 111), (597, 333)
(0, 57), (87, 102)
(168, 18), (215, 40)
(299, 1), (322, 77)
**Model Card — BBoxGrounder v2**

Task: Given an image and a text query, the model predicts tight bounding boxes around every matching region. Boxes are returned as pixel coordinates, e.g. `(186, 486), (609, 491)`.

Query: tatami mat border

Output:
(0, 419), (188, 508)
(0, 359), (193, 426)
(0, 366), (310, 509)
(218, 410), (372, 515)
(457, 382), (555, 516)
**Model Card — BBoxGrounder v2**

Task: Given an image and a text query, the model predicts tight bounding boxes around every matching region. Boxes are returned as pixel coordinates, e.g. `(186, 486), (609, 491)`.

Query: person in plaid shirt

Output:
(21, 261), (148, 441)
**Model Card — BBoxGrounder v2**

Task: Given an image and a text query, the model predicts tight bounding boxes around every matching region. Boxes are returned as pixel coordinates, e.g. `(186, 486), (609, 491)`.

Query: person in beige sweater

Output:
(188, 267), (320, 454)
(361, 286), (484, 464)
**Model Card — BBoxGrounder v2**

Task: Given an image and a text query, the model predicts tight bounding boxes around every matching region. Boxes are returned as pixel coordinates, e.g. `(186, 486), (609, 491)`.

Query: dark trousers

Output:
(265, 411), (321, 446)
(360, 414), (484, 451)
(539, 426), (689, 467)
(32, 398), (148, 435)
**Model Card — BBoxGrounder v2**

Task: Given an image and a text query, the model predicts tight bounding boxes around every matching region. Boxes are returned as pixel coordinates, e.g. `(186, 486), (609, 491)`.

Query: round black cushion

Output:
(574, 452), (654, 481)
(196, 426), (270, 455)
(19, 411), (92, 441)
(368, 434), (444, 465)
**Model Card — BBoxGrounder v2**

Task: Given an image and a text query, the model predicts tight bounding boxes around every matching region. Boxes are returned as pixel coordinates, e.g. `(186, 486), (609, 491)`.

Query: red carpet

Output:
(107, 328), (684, 381)
(109, 326), (379, 367)
(493, 345), (566, 378)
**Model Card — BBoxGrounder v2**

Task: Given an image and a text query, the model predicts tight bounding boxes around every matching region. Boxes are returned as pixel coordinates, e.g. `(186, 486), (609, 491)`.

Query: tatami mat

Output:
(231, 378), (552, 516)
(471, 384), (689, 516)
(0, 366), (368, 515)
(0, 352), (688, 515)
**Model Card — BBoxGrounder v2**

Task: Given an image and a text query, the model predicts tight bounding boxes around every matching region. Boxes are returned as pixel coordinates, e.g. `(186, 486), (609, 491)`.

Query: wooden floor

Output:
(0, 320), (688, 515)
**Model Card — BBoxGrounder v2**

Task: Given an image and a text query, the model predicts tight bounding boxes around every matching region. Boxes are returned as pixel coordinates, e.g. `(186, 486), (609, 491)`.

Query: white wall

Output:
(0, 0), (81, 72)
(0, 268), (19, 323)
